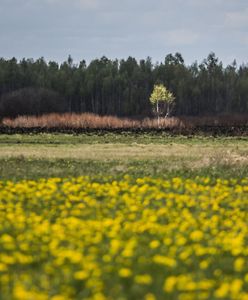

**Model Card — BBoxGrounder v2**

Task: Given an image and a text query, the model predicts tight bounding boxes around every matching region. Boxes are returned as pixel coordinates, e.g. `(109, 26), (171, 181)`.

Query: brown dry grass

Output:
(1, 113), (247, 129)
(2, 113), (185, 129)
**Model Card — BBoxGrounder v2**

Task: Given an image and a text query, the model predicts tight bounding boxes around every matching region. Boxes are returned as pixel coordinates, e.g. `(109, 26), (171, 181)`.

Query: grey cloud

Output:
(163, 29), (199, 46)
(225, 9), (248, 28)
(0, 0), (247, 65)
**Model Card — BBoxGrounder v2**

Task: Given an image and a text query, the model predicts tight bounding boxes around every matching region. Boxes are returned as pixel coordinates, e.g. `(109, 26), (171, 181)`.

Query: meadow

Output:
(0, 132), (247, 300)
(0, 133), (247, 180)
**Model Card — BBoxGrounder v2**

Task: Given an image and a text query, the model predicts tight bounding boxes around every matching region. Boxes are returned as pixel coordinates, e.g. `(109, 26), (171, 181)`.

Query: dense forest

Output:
(0, 52), (248, 118)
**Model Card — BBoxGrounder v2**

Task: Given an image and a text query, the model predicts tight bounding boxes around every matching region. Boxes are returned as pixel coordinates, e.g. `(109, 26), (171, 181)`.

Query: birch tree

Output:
(149, 84), (175, 126)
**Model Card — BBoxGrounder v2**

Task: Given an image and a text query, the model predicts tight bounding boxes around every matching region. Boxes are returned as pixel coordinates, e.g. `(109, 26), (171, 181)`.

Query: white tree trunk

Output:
(165, 103), (170, 118)
(157, 101), (160, 127)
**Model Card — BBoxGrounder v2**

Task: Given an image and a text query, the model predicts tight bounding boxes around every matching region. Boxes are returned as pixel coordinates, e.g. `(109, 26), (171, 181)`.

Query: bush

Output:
(0, 87), (67, 118)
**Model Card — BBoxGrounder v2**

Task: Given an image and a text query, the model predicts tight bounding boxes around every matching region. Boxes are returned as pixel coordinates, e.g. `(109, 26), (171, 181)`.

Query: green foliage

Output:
(149, 84), (175, 119)
(150, 84), (175, 105)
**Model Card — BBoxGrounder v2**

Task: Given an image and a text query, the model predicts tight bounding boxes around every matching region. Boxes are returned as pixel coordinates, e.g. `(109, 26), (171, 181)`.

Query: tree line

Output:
(0, 52), (247, 118)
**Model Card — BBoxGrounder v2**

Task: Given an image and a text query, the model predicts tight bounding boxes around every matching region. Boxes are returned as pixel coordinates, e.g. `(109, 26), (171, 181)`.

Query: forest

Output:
(0, 52), (247, 118)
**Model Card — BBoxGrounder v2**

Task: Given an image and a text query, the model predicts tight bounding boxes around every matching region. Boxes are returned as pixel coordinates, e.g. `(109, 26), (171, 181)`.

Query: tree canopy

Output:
(0, 52), (247, 118)
(150, 84), (175, 124)
(150, 84), (175, 105)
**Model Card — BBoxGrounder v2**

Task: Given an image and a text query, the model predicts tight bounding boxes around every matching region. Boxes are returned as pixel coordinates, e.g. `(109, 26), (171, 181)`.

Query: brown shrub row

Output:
(2, 113), (186, 129)
(1, 113), (248, 129)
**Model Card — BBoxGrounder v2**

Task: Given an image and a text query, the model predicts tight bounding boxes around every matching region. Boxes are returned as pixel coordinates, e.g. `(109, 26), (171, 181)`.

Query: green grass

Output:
(0, 132), (247, 145)
(0, 157), (247, 181)
(0, 133), (247, 180)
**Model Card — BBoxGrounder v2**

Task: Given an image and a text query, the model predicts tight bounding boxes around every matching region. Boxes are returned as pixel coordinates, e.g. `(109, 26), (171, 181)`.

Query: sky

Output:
(0, 0), (248, 66)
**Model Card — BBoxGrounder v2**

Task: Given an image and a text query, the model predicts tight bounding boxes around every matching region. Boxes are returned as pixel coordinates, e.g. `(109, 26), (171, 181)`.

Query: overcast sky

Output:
(1, 0), (248, 65)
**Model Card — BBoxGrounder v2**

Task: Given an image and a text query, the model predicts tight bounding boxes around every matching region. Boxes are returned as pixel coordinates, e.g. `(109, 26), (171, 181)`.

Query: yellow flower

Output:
(145, 293), (156, 300)
(135, 274), (153, 285)
(118, 268), (132, 278)
(74, 270), (89, 280)
(163, 276), (177, 293)
(153, 255), (177, 268)
(190, 230), (204, 242)
(230, 279), (243, 295)
(149, 240), (160, 249)
(234, 258), (245, 272)
(214, 283), (229, 298)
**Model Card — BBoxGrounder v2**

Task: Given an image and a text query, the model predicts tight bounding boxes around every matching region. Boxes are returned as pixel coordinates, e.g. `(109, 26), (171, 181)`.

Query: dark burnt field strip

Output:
(0, 125), (247, 136)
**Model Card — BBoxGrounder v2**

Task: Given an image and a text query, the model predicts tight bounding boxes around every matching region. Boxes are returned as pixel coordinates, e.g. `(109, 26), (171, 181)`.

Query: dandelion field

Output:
(0, 175), (248, 300)
(0, 133), (247, 300)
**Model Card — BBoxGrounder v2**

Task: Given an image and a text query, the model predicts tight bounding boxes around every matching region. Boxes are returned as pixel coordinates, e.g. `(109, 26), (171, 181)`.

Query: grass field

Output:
(0, 133), (247, 180)
(0, 133), (247, 300)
